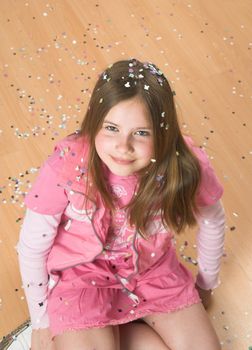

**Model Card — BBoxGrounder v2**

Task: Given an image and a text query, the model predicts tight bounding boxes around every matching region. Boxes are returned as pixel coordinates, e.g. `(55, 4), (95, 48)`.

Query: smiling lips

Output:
(111, 156), (135, 165)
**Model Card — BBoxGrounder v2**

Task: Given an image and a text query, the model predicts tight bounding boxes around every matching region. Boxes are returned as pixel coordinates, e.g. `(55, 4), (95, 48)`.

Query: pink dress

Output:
(17, 134), (225, 337)
(47, 172), (199, 336)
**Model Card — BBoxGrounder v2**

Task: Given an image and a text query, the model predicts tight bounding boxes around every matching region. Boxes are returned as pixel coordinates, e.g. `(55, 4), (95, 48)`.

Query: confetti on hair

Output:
(102, 72), (111, 82)
(129, 60), (137, 67)
(142, 61), (165, 86)
(156, 174), (164, 182)
(143, 62), (163, 76)
(99, 98), (103, 103)
(124, 82), (130, 88)
(144, 84), (149, 90)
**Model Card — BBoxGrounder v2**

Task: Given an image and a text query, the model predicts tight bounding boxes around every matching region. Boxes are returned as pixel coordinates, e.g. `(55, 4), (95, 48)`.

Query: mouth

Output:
(111, 156), (135, 165)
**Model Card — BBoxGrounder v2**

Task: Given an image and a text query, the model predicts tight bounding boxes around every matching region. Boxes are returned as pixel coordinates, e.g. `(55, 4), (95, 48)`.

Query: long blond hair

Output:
(80, 59), (201, 236)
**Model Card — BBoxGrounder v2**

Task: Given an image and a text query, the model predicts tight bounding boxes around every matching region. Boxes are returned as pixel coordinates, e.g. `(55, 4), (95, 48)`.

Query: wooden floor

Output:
(0, 1), (252, 349)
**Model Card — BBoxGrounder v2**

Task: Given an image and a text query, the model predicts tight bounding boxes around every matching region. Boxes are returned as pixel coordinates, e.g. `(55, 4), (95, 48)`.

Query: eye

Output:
(135, 130), (151, 136)
(104, 125), (118, 132)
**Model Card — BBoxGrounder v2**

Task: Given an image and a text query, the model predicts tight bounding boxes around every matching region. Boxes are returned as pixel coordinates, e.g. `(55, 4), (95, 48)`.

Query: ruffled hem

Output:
(51, 297), (201, 338)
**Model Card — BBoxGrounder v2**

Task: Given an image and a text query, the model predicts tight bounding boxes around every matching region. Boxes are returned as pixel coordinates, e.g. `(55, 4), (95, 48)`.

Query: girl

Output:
(18, 58), (225, 350)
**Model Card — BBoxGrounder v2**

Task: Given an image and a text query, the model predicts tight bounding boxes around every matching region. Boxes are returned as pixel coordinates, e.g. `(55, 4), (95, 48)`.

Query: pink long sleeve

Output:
(196, 200), (226, 290)
(17, 209), (62, 329)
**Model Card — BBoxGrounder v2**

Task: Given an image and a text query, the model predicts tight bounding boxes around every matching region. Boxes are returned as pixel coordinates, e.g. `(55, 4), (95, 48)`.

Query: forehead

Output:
(104, 98), (152, 127)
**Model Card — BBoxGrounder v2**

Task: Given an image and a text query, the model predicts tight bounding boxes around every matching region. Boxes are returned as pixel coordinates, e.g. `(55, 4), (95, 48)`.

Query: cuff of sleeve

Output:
(196, 272), (220, 290)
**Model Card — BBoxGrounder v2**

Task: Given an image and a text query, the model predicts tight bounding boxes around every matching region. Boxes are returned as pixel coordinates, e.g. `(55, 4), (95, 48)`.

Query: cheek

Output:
(94, 133), (104, 156)
(95, 133), (110, 156)
(142, 140), (154, 158)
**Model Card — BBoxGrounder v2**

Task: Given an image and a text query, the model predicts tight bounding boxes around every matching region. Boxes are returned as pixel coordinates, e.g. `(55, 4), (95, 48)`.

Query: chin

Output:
(107, 164), (133, 176)
(112, 169), (134, 177)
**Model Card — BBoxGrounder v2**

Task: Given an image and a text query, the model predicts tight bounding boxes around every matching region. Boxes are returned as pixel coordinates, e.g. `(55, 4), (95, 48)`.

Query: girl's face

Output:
(95, 98), (154, 177)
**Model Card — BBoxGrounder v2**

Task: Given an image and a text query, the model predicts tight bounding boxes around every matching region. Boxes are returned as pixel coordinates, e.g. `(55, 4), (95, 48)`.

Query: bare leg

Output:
(142, 303), (221, 350)
(54, 325), (120, 350)
(120, 321), (170, 350)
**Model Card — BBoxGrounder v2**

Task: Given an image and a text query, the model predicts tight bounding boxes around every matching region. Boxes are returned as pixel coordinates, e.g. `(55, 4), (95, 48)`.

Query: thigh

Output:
(54, 325), (120, 350)
(143, 303), (221, 350)
(119, 321), (170, 350)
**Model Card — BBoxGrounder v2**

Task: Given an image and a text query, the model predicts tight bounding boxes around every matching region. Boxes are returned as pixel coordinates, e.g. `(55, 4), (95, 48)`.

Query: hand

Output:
(195, 284), (212, 310)
(31, 328), (56, 350)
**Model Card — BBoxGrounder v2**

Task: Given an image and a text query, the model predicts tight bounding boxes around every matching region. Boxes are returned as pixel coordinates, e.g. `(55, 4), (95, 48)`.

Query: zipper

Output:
(64, 218), (72, 230)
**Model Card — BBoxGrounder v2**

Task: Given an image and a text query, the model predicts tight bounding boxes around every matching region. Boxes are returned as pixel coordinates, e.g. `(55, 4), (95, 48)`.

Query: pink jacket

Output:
(24, 132), (224, 285)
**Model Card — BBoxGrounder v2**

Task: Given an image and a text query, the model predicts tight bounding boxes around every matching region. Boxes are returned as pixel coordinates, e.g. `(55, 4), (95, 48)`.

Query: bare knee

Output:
(143, 304), (221, 350)
(54, 326), (119, 350)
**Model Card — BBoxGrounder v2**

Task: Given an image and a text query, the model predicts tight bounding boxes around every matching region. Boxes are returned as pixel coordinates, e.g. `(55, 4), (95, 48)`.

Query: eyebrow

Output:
(103, 120), (152, 129)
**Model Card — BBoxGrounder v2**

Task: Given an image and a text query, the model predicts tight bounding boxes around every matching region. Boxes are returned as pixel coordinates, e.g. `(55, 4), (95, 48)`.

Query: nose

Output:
(115, 135), (133, 154)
